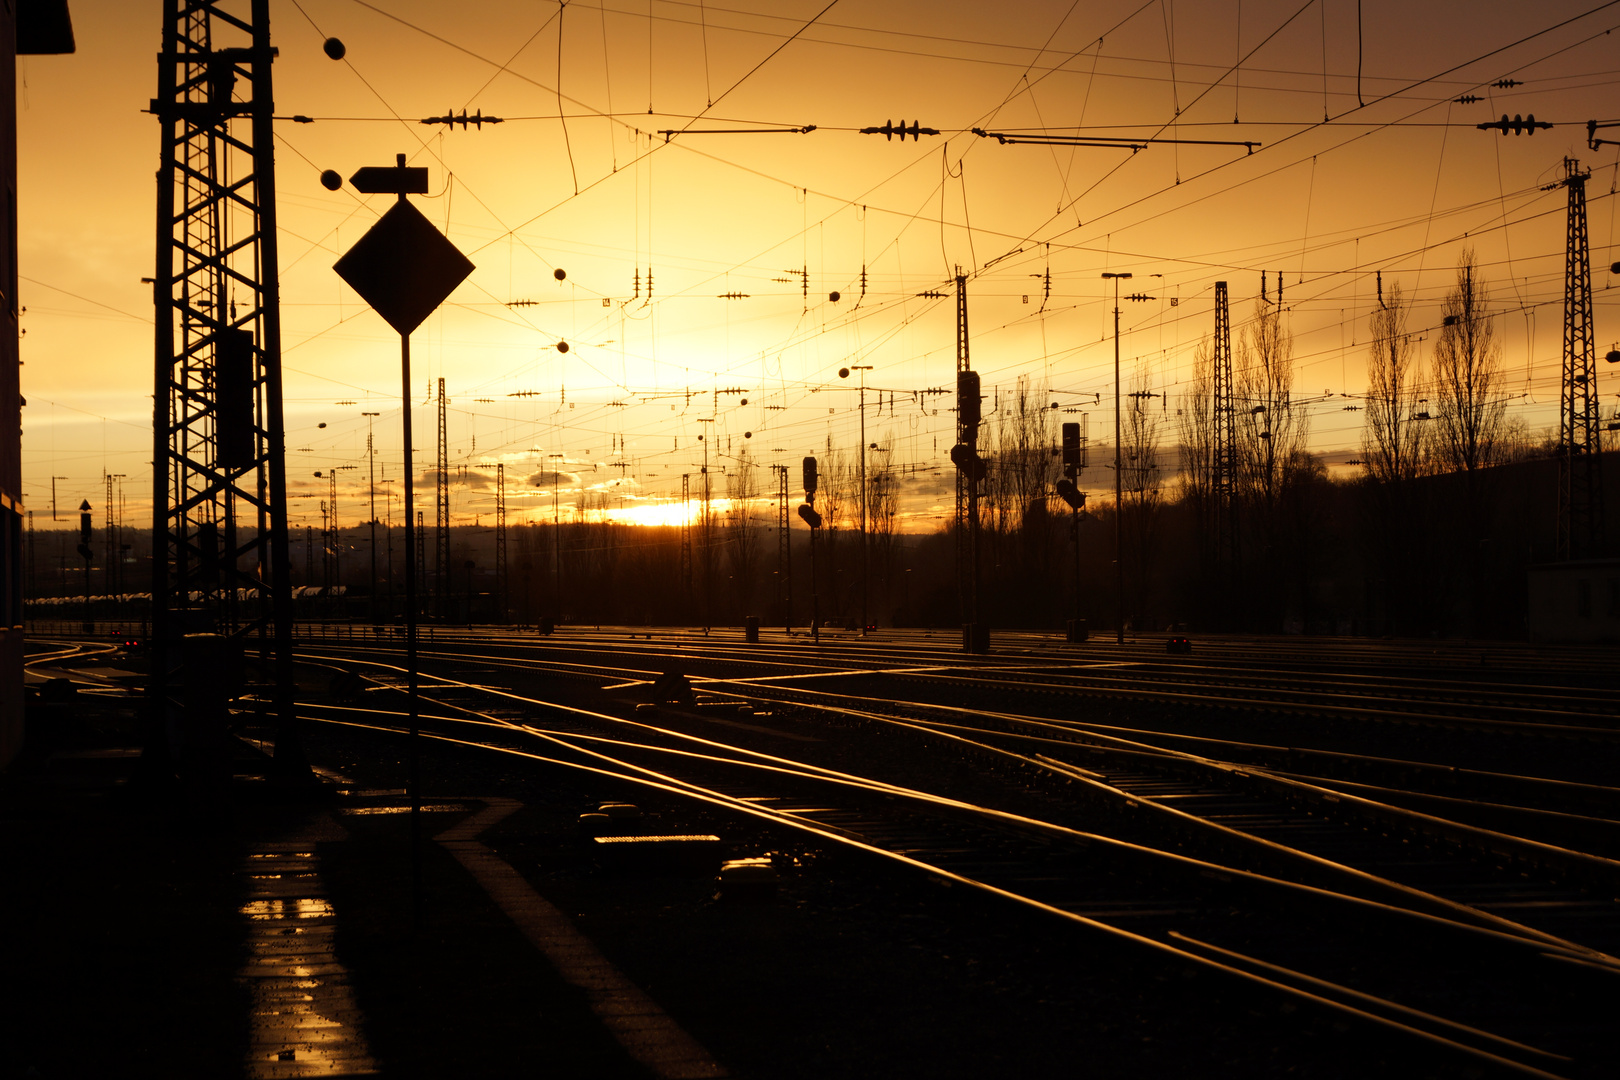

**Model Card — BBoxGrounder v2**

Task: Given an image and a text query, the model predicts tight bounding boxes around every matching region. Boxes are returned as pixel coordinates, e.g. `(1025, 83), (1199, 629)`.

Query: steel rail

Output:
(693, 676), (1620, 924)
(302, 707), (1583, 1080)
(293, 650), (1616, 959)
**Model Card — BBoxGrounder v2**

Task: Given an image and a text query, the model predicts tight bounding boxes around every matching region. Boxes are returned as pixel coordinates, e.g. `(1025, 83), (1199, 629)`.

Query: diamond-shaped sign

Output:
(333, 200), (475, 335)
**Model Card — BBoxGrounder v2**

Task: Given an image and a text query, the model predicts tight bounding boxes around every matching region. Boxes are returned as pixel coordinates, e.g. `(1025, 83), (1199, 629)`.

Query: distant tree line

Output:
(25, 254), (1618, 639)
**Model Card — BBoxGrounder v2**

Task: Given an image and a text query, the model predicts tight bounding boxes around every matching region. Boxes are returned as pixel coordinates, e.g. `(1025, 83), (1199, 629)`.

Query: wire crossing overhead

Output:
(860, 120), (938, 141)
(971, 128), (1260, 153)
(657, 125), (814, 140)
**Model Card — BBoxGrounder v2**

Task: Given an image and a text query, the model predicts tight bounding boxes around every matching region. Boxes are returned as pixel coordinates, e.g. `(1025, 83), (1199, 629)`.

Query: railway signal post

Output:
(333, 152), (474, 924)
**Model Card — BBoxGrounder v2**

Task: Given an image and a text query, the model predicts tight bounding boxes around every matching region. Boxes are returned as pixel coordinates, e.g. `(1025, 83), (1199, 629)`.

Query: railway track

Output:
(32, 629), (1616, 1075)
(283, 632), (1620, 1078)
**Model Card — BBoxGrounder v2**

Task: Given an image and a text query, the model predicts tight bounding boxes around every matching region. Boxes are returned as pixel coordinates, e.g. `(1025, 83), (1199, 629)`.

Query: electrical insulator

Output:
(1454, 94), (1479, 104)
(420, 108), (504, 130)
(1479, 113), (1549, 135)
(859, 119), (940, 141)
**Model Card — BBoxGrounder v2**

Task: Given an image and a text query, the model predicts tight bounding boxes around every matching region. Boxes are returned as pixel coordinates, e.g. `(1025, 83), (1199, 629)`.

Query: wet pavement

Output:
(240, 838), (378, 1078)
(0, 694), (675, 1079)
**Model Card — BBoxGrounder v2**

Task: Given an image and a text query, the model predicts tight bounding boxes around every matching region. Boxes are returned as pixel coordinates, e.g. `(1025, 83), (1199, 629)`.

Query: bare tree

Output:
(1431, 250), (1509, 632)
(1236, 298), (1309, 511)
(1177, 337), (1215, 525)
(1361, 280), (1435, 633)
(987, 376), (1054, 533)
(1231, 297), (1311, 629)
(868, 437), (898, 617)
(818, 439), (851, 616)
(1362, 282), (1427, 486)
(1432, 250), (1506, 477)
(1122, 362), (1165, 626)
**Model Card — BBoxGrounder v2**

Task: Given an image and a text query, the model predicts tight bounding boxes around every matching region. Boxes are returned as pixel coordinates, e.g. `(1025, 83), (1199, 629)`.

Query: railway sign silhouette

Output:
(333, 197), (473, 335)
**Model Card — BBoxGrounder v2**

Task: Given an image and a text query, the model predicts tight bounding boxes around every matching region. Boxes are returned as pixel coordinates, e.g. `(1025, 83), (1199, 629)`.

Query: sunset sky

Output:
(16, 0), (1620, 533)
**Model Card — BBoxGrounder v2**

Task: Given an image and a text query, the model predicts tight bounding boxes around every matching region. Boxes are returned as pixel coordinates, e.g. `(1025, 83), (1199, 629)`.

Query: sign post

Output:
(334, 154), (474, 926)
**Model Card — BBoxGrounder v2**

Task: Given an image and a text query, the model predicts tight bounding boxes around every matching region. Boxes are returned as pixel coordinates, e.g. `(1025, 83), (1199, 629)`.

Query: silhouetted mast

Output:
(1556, 158), (1603, 560)
(149, 0), (298, 771)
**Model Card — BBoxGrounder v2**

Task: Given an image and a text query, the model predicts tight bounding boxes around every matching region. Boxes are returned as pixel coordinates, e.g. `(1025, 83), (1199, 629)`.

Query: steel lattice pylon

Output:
(1557, 158), (1604, 561)
(151, 0), (298, 768)
(953, 272), (979, 625)
(1210, 280), (1239, 570)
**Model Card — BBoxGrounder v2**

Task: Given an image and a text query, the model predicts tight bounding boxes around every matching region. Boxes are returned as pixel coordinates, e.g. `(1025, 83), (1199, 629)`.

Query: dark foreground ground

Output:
(0, 682), (1513, 1079)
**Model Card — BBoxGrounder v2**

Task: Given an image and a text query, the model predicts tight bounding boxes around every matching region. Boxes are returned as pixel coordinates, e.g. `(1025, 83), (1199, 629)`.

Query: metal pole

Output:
(1113, 286), (1124, 645)
(1101, 273), (1131, 645)
(402, 328), (421, 925)
(1074, 506), (1083, 629)
(552, 457), (561, 621)
(809, 524), (819, 642)
(859, 376), (867, 635)
(364, 412), (379, 624)
(388, 158), (422, 926)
